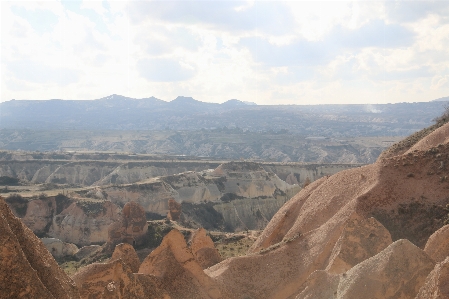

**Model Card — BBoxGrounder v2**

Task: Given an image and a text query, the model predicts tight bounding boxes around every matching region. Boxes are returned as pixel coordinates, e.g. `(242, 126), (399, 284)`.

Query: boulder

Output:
(424, 224), (449, 263)
(139, 229), (222, 299)
(0, 198), (80, 298)
(42, 237), (79, 259)
(415, 256), (449, 299)
(111, 243), (141, 273)
(326, 217), (392, 274)
(108, 201), (148, 247)
(190, 228), (222, 269)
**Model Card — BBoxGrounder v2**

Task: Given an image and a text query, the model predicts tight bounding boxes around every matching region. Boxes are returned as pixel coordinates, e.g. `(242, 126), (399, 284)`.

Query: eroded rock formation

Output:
(50, 200), (121, 246)
(0, 198), (80, 298)
(111, 243), (141, 273)
(139, 229), (222, 299)
(108, 201), (148, 247)
(190, 228), (222, 269)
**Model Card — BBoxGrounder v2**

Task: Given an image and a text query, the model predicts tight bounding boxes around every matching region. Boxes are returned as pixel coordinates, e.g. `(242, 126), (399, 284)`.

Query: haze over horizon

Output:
(2, 1), (449, 105)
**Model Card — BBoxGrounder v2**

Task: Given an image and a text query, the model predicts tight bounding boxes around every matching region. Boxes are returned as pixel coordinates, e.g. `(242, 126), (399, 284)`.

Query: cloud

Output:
(240, 37), (330, 67)
(10, 6), (58, 34)
(7, 59), (80, 85)
(385, 1), (449, 23)
(331, 20), (416, 49)
(137, 58), (196, 82)
(127, 1), (295, 34)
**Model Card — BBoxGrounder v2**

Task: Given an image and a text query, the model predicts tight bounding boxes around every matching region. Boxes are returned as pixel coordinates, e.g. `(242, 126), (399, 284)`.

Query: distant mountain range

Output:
(1, 94), (448, 137)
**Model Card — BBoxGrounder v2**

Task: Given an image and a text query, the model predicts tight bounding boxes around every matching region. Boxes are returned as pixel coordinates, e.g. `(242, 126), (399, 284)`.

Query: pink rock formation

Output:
(108, 201), (148, 247)
(337, 239), (434, 299)
(326, 217), (392, 274)
(415, 256), (449, 299)
(139, 229), (222, 299)
(190, 228), (222, 269)
(111, 243), (141, 273)
(0, 198), (80, 299)
(424, 224), (449, 263)
(72, 259), (168, 299)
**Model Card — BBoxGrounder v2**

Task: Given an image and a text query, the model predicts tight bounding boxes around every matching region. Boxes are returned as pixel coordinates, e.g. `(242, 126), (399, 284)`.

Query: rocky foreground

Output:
(2, 121), (449, 298)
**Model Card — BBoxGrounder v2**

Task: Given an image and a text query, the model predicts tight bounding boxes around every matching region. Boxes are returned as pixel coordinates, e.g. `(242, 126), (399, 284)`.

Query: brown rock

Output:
(0, 198), (80, 299)
(111, 243), (141, 273)
(424, 224), (449, 263)
(108, 201), (148, 247)
(415, 256), (449, 299)
(190, 228), (222, 269)
(72, 259), (168, 299)
(139, 229), (222, 299)
(326, 217), (392, 274)
(337, 239), (435, 299)
(167, 198), (181, 221)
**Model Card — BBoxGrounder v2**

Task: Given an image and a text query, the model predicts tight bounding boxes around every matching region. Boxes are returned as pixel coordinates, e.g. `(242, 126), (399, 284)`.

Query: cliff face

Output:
(49, 201), (121, 246)
(0, 198), (80, 298)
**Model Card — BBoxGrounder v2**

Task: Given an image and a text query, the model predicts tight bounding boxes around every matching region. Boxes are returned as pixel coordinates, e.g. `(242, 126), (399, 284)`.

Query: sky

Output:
(1, 0), (449, 105)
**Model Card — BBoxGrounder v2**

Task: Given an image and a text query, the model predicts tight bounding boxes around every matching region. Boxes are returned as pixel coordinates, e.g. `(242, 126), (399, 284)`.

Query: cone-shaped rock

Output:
(337, 239), (435, 299)
(424, 224), (449, 263)
(415, 256), (449, 299)
(111, 243), (141, 273)
(72, 259), (167, 299)
(0, 198), (80, 299)
(190, 228), (222, 269)
(139, 229), (222, 299)
(295, 270), (340, 299)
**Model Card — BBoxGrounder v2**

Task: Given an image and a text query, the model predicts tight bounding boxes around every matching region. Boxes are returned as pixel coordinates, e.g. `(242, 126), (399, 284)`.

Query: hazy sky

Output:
(1, 1), (449, 104)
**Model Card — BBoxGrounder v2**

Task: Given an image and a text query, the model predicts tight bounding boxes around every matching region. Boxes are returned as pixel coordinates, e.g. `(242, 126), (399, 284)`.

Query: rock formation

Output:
(42, 237), (79, 260)
(72, 259), (168, 299)
(415, 256), (449, 299)
(108, 201), (148, 247)
(139, 229), (222, 299)
(189, 228), (222, 269)
(0, 198), (80, 298)
(326, 217), (392, 274)
(424, 224), (449, 263)
(167, 198), (181, 221)
(336, 239), (434, 299)
(50, 200), (121, 246)
(111, 243), (141, 273)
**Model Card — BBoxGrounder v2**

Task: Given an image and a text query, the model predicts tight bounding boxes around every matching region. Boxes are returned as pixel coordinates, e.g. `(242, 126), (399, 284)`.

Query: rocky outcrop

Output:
(111, 243), (141, 273)
(295, 270), (340, 299)
(108, 201), (148, 247)
(326, 217), (392, 274)
(72, 259), (168, 299)
(0, 198), (80, 298)
(49, 200), (121, 246)
(139, 229), (222, 299)
(42, 237), (79, 260)
(336, 239), (434, 299)
(190, 228), (222, 269)
(167, 198), (181, 221)
(424, 224), (449, 263)
(415, 256), (449, 299)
